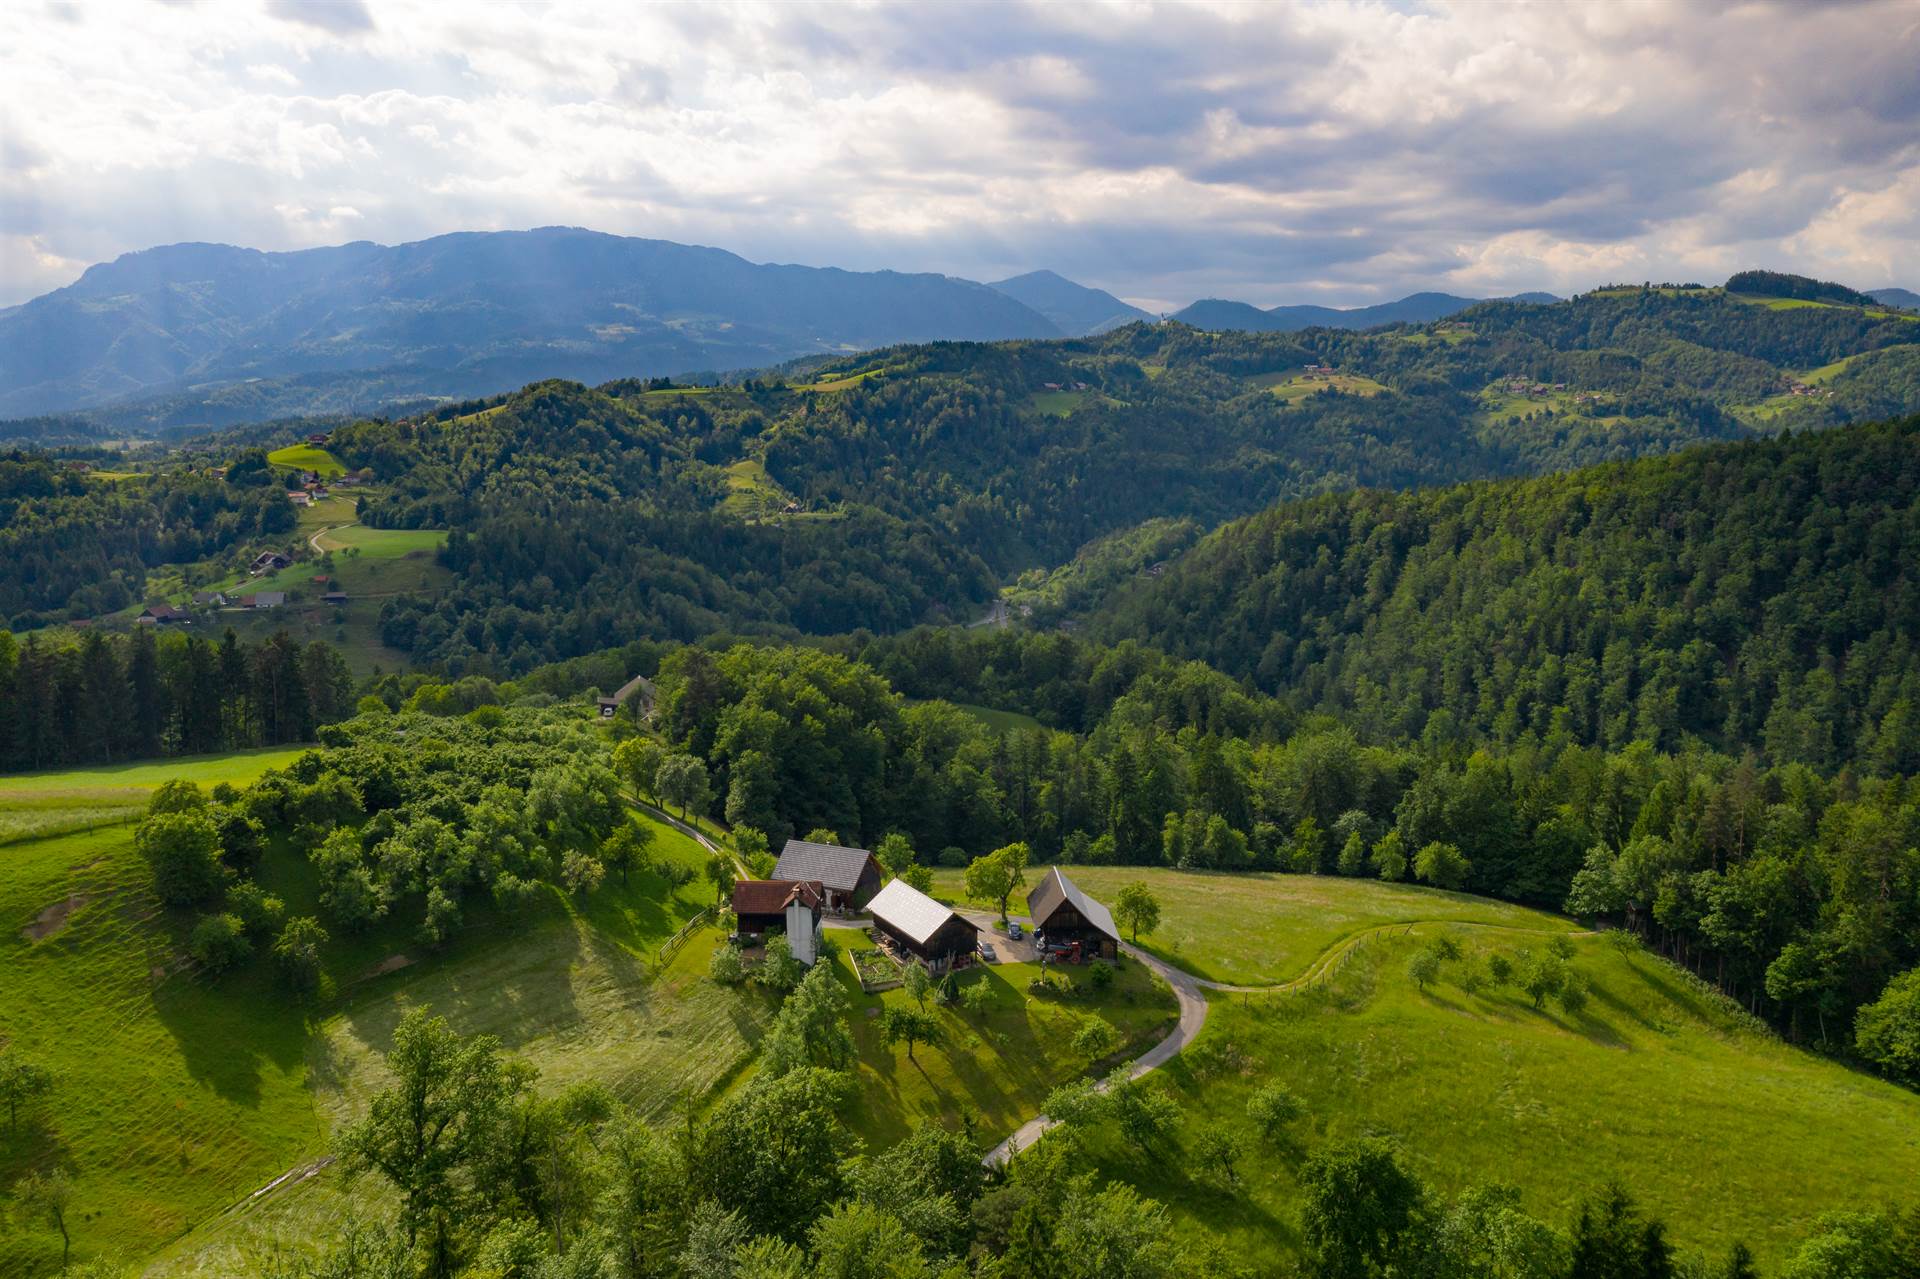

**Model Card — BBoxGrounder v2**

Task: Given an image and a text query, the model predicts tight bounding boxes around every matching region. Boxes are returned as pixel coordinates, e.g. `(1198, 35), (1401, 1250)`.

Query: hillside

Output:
(13, 275), (1920, 677)
(1091, 415), (1920, 770)
(0, 227), (1061, 420)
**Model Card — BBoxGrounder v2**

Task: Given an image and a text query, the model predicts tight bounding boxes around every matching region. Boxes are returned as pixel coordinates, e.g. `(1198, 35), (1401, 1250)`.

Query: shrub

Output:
(226, 882), (286, 936)
(1247, 1081), (1304, 1141)
(710, 944), (746, 987)
(561, 850), (606, 896)
(1487, 952), (1515, 986)
(759, 935), (804, 993)
(148, 779), (207, 816)
(273, 916), (329, 995)
(938, 847), (968, 869)
(959, 980), (993, 1015)
(1088, 959), (1115, 990)
(1072, 1018), (1120, 1061)
(135, 811), (227, 906)
(190, 913), (252, 974)
(1556, 973), (1590, 1016)
(1406, 948), (1442, 990)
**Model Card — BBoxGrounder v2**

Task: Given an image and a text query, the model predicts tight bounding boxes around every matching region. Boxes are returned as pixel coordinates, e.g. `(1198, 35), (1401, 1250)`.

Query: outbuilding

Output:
(773, 838), (884, 912)
(867, 879), (979, 971)
(1026, 867), (1121, 961)
(730, 878), (824, 966)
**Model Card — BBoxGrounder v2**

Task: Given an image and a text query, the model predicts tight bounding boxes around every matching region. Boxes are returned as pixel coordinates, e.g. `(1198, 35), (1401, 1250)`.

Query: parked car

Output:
(1008, 921), (1023, 939)
(978, 941), (997, 962)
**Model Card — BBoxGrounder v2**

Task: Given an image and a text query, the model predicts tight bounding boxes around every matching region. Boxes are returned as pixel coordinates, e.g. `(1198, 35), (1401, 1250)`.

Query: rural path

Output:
(981, 917), (1572, 1168)
(308, 521), (357, 555)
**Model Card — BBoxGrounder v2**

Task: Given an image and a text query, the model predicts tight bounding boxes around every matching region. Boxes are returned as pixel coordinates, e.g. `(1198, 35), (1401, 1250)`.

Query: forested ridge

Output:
(1093, 416), (1920, 773)
(9, 277), (1920, 674)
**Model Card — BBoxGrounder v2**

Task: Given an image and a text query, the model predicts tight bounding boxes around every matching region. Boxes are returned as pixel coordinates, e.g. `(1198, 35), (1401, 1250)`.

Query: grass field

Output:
(0, 748), (309, 845)
(1068, 925), (1920, 1269)
(1729, 292), (1918, 322)
(949, 702), (1046, 734)
(1, 758), (730, 1274)
(265, 444), (346, 477)
(930, 864), (1564, 985)
(1255, 370), (1389, 402)
(1028, 389), (1090, 416)
(824, 944), (1176, 1151)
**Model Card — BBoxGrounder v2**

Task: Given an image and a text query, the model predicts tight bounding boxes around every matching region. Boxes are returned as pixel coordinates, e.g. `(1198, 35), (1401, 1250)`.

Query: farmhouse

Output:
(867, 879), (980, 971)
(773, 838), (883, 912)
(322, 591), (348, 605)
(250, 551), (291, 575)
(242, 591), (286, 609)
(286, 491), (311, 507)
(192, 591), (228, 607)
(730, 879), (824, 965)
(140, 603), (189, 625)
(596, 697), (619, 718)
(1026, 868), (1120, 961)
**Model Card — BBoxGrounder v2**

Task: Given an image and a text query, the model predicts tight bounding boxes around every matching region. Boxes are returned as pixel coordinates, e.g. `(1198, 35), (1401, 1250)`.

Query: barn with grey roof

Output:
(1026, 867), (1120, 960)
(772, 838), (883, 911)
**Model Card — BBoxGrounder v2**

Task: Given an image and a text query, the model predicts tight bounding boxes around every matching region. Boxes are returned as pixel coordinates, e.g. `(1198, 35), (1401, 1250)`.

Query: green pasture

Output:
(1067, 926), (1920, 1269)
(265, 445), (345, 478)
(930, 864), (1566, 985)
(0, 748), (309, 845)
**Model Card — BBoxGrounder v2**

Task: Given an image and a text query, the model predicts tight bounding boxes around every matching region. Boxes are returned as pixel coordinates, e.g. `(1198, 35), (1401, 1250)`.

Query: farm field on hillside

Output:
(1, 789), (724, 1274)
(1256, 369), (1388, 402)
(0, 747), (309, 844)
(825, 948), (1176, 1151)
(1066, 926), (1920, 1269)
(265, 443), (345, 476)
(931, 864), (1565, 984)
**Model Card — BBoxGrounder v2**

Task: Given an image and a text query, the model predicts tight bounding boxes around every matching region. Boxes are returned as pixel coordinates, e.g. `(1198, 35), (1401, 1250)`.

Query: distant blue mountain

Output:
(0, 227), (1064, 418)
(989, 270), (1153, 336)
(1171, 289), (1561, 333)
(1869, 287), (1920, 310)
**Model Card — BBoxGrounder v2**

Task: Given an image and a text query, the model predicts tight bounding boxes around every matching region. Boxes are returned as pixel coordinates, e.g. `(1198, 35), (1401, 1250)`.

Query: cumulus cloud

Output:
(0, 0), (1914, 308)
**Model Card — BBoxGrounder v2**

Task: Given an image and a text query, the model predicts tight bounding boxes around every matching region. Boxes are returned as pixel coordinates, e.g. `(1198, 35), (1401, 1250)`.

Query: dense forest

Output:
(1093, 416), (1920, 773)
(8, 278), (1919, 676)
(0, 451), (294, 626)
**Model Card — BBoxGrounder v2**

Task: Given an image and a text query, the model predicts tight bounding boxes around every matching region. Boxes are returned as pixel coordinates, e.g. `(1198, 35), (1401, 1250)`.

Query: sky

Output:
(2, 0), (1917, 311)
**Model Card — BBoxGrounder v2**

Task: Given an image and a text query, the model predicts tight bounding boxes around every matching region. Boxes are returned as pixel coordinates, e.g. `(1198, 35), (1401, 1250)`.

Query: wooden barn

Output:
(773, 838), (884, 912)
(1026, 868), (1120, 961)
(867, 879), (979, 971)
(730, 878), (824, 966)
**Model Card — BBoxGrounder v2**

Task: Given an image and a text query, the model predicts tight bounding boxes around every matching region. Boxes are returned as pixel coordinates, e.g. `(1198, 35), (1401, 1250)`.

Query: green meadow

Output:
(1069, 925), (1920, 1269)
(0, 753), (728, 1274)
(931, 864), (1563, 984)
(826, 947), (1176, 1151)
(264, 444), (346, 477)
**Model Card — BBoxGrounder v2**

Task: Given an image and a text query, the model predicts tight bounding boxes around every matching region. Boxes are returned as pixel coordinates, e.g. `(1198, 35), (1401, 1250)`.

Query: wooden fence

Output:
(655, 906), (714, 970)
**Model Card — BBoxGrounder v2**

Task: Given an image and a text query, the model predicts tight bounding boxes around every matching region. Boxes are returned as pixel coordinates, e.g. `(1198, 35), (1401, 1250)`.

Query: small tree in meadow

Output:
(1406, 947), (1442, 992)
(600, 822), (656, 884)
(17, 1169), (73, 1268)
(191, 912), (253, 974)
(1247, 1081), (1304, 1144)
(964, 842), (1030, 921)
(1193, 1121), (1245, 1186)
(0, 1051), (55, 1131)
(880, 1006), (938, 1063)
(902, 960), (933, 1009)
(1072, 1017), (1119, 1062)
(273, 915), (329, 996)
(1113, 881), (1161, 942)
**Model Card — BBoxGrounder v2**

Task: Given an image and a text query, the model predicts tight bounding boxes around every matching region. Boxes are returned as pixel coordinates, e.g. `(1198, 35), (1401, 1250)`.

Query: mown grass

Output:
(930, 864), (1563, 985)
(2, 771), (728, 1273)
(948, 702), (1045, 734)
(828, 948), (1177, 1151)
(1066, 926), (1920, 1270)
(265, 444), (346, 477)
(0, 748), (310, 845)
(1259, 371), (1388, 402)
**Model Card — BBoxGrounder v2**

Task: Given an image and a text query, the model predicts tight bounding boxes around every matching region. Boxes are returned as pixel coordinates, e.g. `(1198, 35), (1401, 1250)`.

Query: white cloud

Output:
(0, 0), (1914, 307)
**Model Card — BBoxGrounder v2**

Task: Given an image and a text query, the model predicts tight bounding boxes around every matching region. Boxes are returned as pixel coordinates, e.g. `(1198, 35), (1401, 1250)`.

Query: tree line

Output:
(0, 627), (353, 771)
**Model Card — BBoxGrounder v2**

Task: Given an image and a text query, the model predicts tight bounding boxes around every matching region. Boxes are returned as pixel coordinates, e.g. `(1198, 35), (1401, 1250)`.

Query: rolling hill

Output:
(0, 227), (1063, 420)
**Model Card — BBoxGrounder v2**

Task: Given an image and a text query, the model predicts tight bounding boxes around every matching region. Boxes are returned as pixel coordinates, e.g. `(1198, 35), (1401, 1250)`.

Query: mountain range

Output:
(2, 226), (1911, 427)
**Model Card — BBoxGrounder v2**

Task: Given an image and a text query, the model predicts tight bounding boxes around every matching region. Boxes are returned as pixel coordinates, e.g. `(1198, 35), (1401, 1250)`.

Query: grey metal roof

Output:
(1026, 867), (1119, 943)
(868, 878), (972, 946)
(773, 839), (877, 894)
